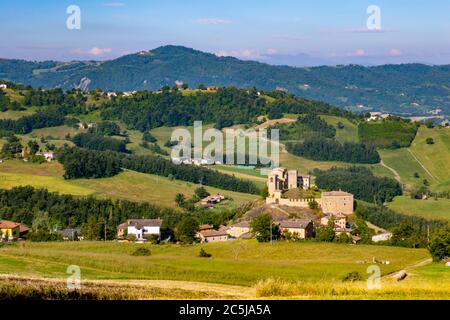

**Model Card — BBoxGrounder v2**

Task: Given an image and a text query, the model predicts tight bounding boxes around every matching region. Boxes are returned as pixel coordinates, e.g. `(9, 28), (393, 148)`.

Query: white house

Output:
(117, 219), (163, 241)
(372, 232), (393, 243)
(0, 84), (7, 89)
(43, 151), (54, 162)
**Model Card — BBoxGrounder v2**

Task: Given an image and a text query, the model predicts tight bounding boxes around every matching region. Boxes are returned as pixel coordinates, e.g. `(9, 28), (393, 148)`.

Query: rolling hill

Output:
(2, 45), (450, 115)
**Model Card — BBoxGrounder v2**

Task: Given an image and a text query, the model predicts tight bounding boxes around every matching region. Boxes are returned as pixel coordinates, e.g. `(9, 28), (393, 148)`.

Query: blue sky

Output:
(1, 0), (450, 65)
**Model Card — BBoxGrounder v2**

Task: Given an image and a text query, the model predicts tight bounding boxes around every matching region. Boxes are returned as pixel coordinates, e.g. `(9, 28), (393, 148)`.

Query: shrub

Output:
(131, 247), (151, 256)
(199, 248), (212, 258)
(342, 271), (363, 282)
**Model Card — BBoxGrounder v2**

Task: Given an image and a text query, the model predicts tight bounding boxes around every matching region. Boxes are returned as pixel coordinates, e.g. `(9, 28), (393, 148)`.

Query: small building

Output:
(0, 221), (21, 241)
(206, 86), (219, 91)
(43, 151), (54, 162)
(0, 84), (7, 89)
(278, 220), (314, 239)
(106, 92), (117, 98)
(58, 228), (82, 241)
(198, 224), (214, 234)
(445, 259), (450, 267)
(321, 213), (347, 229)
(200, 194), (225, 208)
(118, 219), (163, 241)
(441, 119), (450, 128)
(197, 230), (229, 243)
(372, 232), (393, 243)
(226, 221), (251, 239)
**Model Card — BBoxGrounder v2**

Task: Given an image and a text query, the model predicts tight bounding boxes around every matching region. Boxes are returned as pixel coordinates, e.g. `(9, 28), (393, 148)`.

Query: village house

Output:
(367, 112), (390, 122)
(198, 224), (214, 233)
(440, 118), (450, 127)
(226, 221), (251, 239)
(206, 86), (219, 91)
(43, 151), (54, 162)
(278, 220), (314, 239)
(197, 229), (229, 243)
(0, 84), (7, 89)
(321, 213), (347, 229)
(117, 219), (163, 241)
(200, 194), (225, 208)
(0, 221), (21, 241)
(106, 92), (117, 98)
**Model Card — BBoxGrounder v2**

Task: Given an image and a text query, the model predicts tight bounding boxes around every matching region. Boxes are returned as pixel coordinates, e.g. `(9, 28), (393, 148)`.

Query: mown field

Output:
(0, 241), (447, 299)
(388, 196), (450, 222)
(0, 160), (258, 207)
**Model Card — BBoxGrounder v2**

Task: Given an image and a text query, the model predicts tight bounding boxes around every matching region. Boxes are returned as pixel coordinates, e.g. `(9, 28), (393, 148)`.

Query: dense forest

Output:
(100, 88), (358, 132)
(71, 132), (128, 153)
(57, 147), (260, 194)
(358, 117), (419, 148)
(314, 166), (402, 203)
(0, 108), (65, 134)
(286, 137), (380, 164)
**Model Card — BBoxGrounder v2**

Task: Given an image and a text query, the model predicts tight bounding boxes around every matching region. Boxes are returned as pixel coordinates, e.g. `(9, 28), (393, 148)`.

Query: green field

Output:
(0, 241), (447, 299)
(321, 115), (359, 143)
(388, 196), (450, 222)
(379, 126), (450, 190)
(0, 160), (258, 207)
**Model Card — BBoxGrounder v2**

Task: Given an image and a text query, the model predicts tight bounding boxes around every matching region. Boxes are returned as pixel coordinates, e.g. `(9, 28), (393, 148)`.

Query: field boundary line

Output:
(407, 149), (439, 182)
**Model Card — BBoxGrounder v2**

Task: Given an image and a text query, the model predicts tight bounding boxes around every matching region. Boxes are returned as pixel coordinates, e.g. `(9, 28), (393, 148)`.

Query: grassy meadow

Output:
(388, 195), (450, 222)
(0, 240), (447, 299)
(0, 160), (258, 207)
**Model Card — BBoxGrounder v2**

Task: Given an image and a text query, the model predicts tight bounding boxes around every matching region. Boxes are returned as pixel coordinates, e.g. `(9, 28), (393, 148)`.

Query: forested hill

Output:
(1, 45), (450, 115)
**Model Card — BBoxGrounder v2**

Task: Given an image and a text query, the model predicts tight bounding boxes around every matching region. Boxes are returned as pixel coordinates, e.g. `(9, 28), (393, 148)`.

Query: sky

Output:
(1, 0), (450, 66)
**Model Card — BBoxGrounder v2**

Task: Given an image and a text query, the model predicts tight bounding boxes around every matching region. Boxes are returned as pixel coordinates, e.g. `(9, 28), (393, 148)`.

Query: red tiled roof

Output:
(0, 221), (20, 229)
(202, 230), (229, 238)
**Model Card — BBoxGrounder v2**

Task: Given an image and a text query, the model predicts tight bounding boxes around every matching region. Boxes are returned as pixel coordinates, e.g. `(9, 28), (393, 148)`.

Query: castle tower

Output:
(287, 170), (298, 190)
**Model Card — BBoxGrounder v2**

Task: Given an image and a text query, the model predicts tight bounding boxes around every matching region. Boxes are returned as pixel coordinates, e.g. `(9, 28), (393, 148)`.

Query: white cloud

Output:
(215, 49), (262, 59)
(193, 18), (232, 25)
(353, 49), (366, 57)
(71, 47), (113, 56)
(389, 48), (402, 56)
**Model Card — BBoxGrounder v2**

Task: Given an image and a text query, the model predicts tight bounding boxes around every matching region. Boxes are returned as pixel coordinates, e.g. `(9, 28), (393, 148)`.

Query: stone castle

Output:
(266, 167), (354, 216)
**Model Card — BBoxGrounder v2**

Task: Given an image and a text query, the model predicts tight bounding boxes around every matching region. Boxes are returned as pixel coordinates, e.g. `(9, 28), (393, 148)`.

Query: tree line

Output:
(0, 108), (65, 134)
(287, 137), (380, 164)
(313, 166), (402, 203)
(71, 132), (128, 153)
(57, 147), (260, 194)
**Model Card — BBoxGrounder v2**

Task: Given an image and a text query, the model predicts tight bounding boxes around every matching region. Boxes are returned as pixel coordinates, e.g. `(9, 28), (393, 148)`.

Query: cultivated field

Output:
(0, 241), (447, 300)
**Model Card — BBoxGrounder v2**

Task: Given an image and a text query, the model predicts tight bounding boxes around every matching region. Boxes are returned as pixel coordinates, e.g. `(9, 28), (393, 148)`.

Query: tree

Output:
(315, 226), (335, 242)
(413, 172), (420, 178)
(429, 228), (450, 261)
(426, 137), (434, 145)
(175, 216), (199, 243)
(175, 193), (186, 207)
(195, 187), (210, 199)
(250, 214), (278, 242)
(27, 140), (40, 154)
(1, 135), (22, 156)
(198, 84), (206, 90)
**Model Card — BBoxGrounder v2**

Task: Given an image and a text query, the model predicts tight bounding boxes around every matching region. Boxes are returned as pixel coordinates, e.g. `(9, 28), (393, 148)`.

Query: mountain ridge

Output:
(1, 45), (450, 116)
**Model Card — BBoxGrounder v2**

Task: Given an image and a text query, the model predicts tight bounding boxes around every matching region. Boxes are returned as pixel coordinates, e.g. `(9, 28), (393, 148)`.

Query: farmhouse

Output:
(278, 220), (314, 239)
(367, 112), (390, 122)
(0, 221), (21, 241)
(441, 118), (450, 127)
(226, 221), (251, 238)
(117, 219), (163, 241)
(198, 224), (214, 233)
(43, 151), (54, 162)
(321, 213), (347, 229)
(197, 230), (229, 243)
(200, 194), (225, 208)
(0, 84), (7, 89)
